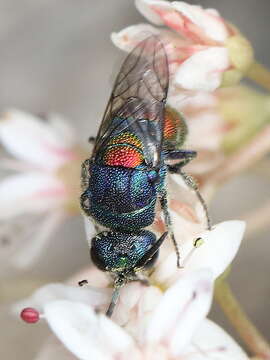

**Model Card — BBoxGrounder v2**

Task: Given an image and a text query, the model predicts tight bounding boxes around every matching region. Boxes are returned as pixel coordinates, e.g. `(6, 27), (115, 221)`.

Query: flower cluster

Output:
(17, 148), (246, 359)
(2, 1), (270, 359)
(0, 110), (87, 271)
(20, 277), (248, 360)
(112, 0), (254, 92)
(112, 0), (268, 182)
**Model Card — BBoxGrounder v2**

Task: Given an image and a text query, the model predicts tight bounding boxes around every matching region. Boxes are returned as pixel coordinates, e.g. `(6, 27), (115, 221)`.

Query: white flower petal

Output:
(185, 112), (225, 151)
(111, 24), (160, 52)
(0, 173), (66, 219)
(35, 337), (77, 360)
(13, 283), (110, 314)
(168, 90), (218, 111)
(44, 300), (134, 360)
(83, 215), (96, 248)
(135, 0), (170, 25)
(172, 2), (229, 43)
(182, 221), (245, 279)
(0, 211), (65, 270)
(115, 283), (162, 342)
(118, 282), (143, 310)
(146, 269), (214, 356)
(0, 110), (76, 169)
(183, 318), (248, 360)
(70, 266), (110, 289)
(47, 114), (77, 148)
(174, 47), (230, 91)
(138, 285), (162, 315)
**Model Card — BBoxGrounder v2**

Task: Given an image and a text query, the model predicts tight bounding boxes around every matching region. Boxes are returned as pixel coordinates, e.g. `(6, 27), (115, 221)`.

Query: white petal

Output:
(83, 215), (96, 248)
(135, 0), (170, 25)
(174, 47), (230, 91)
(35, 337), (77, 360)
(114, 283), (162, 340)
(13, 283), (110, 315)
(0, 110), (77, 169)
(70, 266), (110, 289)
(0, 211), (65, 270)
(118, 282), (143, 310)
(111, 24), (160, 52)
(146, 269), (214, 356)
(172, 2), (229, 43)
(0, 172), (66, 219)
(137, 285), (162, 315)
(185, 112), (225, 151)
(168, 90), (218, 111)
(182, 221), (245, 279)
(47, 114), (77, 147)
(183, 319), (248, 360)
(44, 300), (134, 360)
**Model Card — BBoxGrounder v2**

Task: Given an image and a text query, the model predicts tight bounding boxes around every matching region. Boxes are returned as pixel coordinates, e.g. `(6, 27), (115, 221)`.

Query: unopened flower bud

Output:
(222, 33), (254, 86)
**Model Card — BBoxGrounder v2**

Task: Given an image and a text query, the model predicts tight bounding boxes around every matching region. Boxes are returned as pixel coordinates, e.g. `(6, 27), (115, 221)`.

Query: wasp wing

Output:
(92, 35), (169, 167)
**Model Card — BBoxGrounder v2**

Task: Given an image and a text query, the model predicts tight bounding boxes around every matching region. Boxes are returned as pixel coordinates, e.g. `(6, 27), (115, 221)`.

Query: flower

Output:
(165, 86), (270, 176)
(17, 207), (245, 360)
(0, 110), (87, 271)
(17, 269), (248, 360)
(35, 319), (249, 360)
(112, 0), (254, 91)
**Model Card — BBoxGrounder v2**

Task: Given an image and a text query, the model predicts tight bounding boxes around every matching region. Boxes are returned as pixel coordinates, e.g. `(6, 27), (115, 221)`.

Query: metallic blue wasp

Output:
(80, 36), (211, 316)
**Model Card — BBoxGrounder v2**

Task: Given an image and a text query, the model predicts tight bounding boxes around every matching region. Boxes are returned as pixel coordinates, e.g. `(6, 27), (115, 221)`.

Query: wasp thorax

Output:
(90, 230), (158, 273)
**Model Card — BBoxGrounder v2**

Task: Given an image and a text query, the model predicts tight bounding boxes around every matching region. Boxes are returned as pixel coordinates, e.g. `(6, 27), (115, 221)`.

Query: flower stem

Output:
(247, 62), (270, 91)
(214, 279), (270, 359)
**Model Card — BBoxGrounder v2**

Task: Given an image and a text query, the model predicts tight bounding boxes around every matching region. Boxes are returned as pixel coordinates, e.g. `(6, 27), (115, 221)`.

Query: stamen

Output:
(182, 237), (204, 267)
(20, 307), (40, 323)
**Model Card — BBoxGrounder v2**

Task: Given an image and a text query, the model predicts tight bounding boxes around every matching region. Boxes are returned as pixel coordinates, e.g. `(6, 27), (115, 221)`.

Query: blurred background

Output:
(0, 0), (269, 359)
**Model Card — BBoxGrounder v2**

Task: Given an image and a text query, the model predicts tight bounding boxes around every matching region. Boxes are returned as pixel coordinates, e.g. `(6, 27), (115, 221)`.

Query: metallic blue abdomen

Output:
(83, 163), (164, 231)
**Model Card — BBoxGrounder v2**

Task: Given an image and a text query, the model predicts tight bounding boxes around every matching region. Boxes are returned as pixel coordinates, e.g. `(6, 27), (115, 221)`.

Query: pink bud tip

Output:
(20, 307), (40, 323)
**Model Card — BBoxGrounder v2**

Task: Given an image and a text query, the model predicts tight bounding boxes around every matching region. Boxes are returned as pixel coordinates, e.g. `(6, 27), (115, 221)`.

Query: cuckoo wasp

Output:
(80, 36), (211, 316)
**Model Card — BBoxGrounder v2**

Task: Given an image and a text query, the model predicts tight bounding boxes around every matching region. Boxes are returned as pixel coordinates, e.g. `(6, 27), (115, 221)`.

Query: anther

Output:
(182, 237), (204, 267)
(20, 307), (40, 323)
(193, 237), (204, 248)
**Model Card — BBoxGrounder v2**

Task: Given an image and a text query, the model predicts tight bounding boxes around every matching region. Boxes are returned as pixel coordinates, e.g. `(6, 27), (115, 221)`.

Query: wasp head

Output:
(90, 230), (167, 276)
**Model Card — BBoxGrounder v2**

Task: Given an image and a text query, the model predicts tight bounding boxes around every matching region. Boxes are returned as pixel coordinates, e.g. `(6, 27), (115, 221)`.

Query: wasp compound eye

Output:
(90, 230), (157, 273)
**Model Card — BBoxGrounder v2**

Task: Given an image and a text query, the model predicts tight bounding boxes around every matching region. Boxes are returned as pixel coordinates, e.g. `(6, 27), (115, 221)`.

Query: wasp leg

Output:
(136, 275), (150, 286)
(165, 149), (197, 165)
(80, 190), (91, 215)
(129, 273), (150, 286)
(167, 152), (211, 230)
(179, 170), (211, 230)
(106, 286), (121, 318)
(81, 158), (91, 191)
(159, 191), (182, 268)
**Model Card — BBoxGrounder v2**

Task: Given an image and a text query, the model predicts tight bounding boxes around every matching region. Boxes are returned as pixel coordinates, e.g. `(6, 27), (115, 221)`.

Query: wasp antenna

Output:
(106, 286), (121, 318)
(178, 170), (211, 230)
(194, 187), (211, 230)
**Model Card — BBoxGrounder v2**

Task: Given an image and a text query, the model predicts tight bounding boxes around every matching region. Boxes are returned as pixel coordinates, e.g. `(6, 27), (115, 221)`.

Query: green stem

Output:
(247, 62), (270, 91)
(214, 280), (270, 359)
